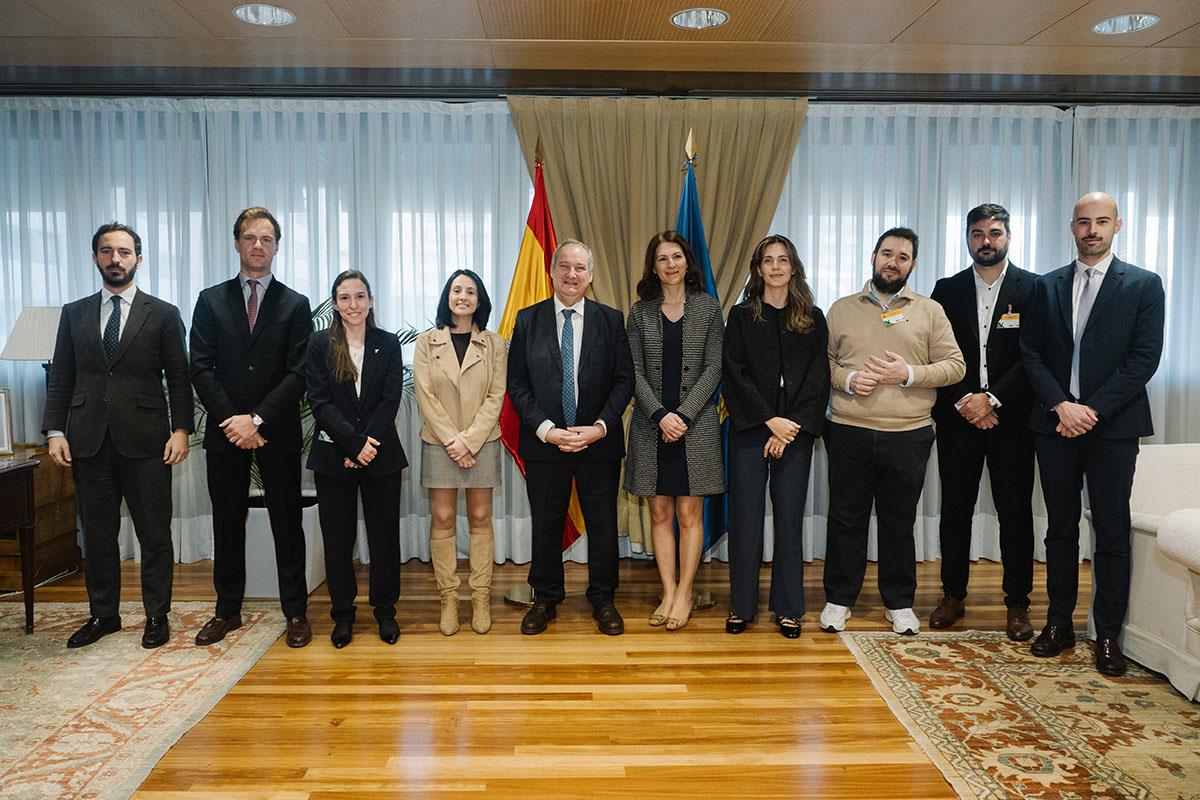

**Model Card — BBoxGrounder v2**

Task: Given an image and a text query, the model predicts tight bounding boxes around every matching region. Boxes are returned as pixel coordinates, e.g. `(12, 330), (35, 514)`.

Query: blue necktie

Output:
(561, 309), (576, 426)
(1070, 268), (1099, 398)
(103, 295), (121, 359)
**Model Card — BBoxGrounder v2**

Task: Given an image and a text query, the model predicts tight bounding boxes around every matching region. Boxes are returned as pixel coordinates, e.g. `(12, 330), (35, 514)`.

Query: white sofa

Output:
(1120, 443), (1200, 700)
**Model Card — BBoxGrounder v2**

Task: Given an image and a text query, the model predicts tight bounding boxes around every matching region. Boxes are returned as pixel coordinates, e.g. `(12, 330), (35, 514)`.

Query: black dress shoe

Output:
(521, 599), (557, 635)
(1095, 637), (1127, 676)
(67, 615), (122, 648)
(331, 619), (353, 649)
(378, 617), (400, 645)
(725, 613), (748, 634)
(1030, 624), (1076, 657)
(194, 614), (242, 646)
(777, 616), (802, 639)
(142, 616), (170, 649)
(592, 600), (624, 636)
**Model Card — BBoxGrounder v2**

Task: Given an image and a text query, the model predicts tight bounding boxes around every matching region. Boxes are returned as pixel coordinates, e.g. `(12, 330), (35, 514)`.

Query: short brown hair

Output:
(233, 206), (281, 241)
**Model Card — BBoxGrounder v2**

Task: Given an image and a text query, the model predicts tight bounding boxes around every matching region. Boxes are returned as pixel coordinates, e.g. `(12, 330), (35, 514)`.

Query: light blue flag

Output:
(674, 159), (728, 553)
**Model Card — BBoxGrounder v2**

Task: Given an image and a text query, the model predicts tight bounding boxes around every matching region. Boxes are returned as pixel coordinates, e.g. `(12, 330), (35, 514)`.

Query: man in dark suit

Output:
(190, 206), (314, 648)
(1021, 191), (1165, 676)
(43, 222), (193, 649)
(930, 203), (1036, 640)
(507, 239), (634, 636)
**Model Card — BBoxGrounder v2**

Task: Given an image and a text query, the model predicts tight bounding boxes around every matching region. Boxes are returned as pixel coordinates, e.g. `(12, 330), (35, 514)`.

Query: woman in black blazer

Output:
(722, 235), (829, 638)
(305, 270), (408, 648)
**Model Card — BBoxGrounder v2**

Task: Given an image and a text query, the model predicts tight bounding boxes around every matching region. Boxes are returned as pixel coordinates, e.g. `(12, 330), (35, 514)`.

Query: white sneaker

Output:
(885, 607), (920, 636)
(819, 602), (852, 632)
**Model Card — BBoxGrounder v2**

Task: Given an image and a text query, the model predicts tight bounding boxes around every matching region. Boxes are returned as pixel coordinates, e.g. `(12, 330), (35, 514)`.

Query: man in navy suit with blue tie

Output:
(1021, 192), (1165, 676)
(506, 239), (634, 636)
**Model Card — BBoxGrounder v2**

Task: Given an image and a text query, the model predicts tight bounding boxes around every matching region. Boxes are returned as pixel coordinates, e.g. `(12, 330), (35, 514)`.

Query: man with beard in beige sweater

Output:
(819, 227), (965, 636)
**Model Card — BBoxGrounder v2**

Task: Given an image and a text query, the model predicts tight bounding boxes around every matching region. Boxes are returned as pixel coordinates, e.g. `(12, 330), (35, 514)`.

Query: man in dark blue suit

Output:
(506, 239), (634, 636)
(1021, 191), (1165, 676)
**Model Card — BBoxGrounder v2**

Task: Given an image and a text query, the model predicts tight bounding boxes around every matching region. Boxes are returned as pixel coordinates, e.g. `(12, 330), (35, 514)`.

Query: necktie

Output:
(561, 309), (576, 426)
(247, 279), (259, 333)
(103, 295), (121, 359)
(1070, 267), (1099, 398)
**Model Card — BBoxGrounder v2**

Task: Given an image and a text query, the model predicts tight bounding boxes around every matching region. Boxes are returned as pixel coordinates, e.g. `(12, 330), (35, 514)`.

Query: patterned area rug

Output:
(842, 631), (1200, 800)
(0, 601), (281, 800)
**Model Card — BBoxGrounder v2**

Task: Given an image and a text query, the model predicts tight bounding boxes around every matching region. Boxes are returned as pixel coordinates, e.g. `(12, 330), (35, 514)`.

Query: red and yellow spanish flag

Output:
(497, 161), (585, 550)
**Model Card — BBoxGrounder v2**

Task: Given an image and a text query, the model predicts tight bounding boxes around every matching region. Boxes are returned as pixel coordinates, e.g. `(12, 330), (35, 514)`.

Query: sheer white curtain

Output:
(0, 97), (536, 563)
(755, 103), (1078, 565)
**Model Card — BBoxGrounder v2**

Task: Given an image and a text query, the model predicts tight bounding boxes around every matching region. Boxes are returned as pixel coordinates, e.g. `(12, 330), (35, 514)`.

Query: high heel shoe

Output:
(666, 610), (692, 631)
(725, 613), (747, 634)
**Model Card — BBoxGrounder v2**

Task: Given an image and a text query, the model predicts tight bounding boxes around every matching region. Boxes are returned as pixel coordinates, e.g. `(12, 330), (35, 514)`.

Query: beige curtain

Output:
(507, 96), (807, 553)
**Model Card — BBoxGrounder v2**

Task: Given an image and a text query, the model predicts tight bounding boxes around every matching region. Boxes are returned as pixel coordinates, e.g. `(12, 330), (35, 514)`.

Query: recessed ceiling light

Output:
(670, 8), (729, 30)
(1092, 13), (1159, 35)
(233, 3), (297, 27)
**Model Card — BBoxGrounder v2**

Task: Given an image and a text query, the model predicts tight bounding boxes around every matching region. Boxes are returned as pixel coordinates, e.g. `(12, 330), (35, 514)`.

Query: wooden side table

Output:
(0, 456), (39, 633)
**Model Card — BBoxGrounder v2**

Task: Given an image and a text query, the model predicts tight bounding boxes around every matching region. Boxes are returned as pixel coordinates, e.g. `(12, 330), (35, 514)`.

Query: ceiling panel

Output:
(478, 0), (788, 42)
(0, 1), (70, 38)
(1101, 46), (1200, 75)
(219, 37), (496, 69)
(0, 36), (237, 68)
(1158, 22), (1200, 47)
(896, 0), (1092, 45)
(863, 43), (1136, 75)
(329, 0), (488, 38)
(489, 39), (883, 73)
(766, 0), (939, 44)
(1026, 0), (1200, 47)
(21, 0), (214, 38)
(183, 0), (350, 38)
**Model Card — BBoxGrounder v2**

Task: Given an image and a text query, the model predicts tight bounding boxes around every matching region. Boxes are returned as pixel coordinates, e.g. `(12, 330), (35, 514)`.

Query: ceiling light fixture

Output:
(670, 8), (729, 30)
(233, 3), (297, 27)
(1092, 13), (1159, 35)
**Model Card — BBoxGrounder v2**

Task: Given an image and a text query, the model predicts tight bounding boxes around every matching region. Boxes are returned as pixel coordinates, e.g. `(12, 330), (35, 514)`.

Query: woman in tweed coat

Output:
(722, 234), (829, 639)
(625, 231), (724, 630)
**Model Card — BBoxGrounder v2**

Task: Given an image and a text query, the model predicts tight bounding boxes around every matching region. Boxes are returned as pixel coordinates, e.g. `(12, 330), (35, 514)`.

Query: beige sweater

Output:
(827, 283), (965, 431)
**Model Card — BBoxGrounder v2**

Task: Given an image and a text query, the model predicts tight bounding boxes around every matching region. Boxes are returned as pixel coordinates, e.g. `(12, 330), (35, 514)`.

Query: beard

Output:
(972, 243), (1008, 267)
(871, 271), (908, 295)
(100, 262), (137, 289)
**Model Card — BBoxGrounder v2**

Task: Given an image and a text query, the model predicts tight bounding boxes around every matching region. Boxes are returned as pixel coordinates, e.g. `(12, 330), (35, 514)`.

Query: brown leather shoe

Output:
(1006, 606), (1035, 641)
(285, 615), (312, 648)
(928, 594), (965, 629)
(1095, 637), (1127, 676)
(1030, 624), (1076, 657)
(194, 614), (242, 646)
(520, 599), (556, 635)
(592, 600), (625, 636)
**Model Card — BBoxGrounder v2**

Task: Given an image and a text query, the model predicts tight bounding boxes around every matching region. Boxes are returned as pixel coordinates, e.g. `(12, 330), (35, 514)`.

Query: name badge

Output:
(997, 312), (1020, 329)
(881, 309), (907, 326)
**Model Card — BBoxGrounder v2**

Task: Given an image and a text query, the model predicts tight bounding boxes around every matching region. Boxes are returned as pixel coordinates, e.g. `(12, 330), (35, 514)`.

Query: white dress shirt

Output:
(1071, 251), (1114, 331)
(535, 296), (607, 442)
(100, 283), (138, 339)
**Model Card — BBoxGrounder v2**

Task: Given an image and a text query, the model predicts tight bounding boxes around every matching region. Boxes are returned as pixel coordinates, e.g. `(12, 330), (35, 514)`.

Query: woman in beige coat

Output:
(413, 270), (507, 635)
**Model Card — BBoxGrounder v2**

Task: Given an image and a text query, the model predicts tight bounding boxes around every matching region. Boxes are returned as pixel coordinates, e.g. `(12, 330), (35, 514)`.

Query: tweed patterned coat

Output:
(624, 291), (725, 497)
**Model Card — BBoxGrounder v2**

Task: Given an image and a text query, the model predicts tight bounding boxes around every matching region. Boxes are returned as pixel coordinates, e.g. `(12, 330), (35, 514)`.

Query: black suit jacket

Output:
(43, 289), (193, 459)
(304, 327), (407, 478)
(931, 264), (1035, 428)
(1020, 257), (1165, 439)
(506, 297), (634, 463)
(189, 276), (311, 453)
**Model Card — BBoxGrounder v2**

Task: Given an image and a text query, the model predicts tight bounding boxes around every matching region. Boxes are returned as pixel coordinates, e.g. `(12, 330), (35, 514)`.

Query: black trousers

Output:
(823, 422), (935, 610)
(524, 458), (620, 606)
(314, 470), (401, 623)
(1035, 432), (1138, 639)
(935, 418), (1035, 607)
(206, 447), (307, 618)
(73, 435), (174, 619)
(727, 425), (814, 621)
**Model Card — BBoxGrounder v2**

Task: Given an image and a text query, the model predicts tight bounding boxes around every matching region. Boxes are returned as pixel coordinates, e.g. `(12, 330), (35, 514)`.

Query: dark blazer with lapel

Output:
(304, 327), (407, 478)
(189, 276), (311, 453)
(931, 265), (1035, 428)
(43, 289), (193, 460)
(506, 297), (634, 464)
(1020, 257), (1165, 439)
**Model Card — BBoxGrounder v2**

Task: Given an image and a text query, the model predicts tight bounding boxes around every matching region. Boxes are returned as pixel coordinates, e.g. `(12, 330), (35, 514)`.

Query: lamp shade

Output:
(1, 306), (61, 361)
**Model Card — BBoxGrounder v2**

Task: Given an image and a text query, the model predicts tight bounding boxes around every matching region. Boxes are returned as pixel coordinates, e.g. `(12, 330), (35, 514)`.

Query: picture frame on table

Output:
(0, 388), (13, 455)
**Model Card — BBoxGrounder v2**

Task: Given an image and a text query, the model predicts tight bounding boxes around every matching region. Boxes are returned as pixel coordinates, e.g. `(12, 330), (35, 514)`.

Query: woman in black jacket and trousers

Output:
(305, 270), (407, 648)
(722, 235), (829, 638)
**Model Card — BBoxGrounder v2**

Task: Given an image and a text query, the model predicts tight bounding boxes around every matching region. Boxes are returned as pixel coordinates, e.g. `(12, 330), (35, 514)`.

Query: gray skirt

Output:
(420, 439), (502, 489)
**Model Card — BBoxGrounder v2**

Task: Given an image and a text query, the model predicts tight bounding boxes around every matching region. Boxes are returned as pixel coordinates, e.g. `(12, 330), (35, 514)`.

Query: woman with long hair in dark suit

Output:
(722, 234), (829, 638)
(625, 231), (724, 630)
(413, 270), (507, 636)
(305, 269), (407, 648)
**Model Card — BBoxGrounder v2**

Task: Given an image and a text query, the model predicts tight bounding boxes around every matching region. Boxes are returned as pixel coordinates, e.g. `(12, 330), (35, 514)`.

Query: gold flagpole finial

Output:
(535, 135), (545, 166)
(684, 128), (696, 162)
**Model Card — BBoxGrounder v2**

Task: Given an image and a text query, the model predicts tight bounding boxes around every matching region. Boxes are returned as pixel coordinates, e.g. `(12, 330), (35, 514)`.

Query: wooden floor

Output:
(24, 557), (1087, 799)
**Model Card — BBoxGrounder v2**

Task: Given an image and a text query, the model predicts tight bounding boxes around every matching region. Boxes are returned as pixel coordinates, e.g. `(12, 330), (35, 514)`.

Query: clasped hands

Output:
(342, 435), (383, 469)
(548, 424), (603, 453)
(220, 414), (266, 449)
(763, 416), (800, 459)
(658, 412), (688, 443)
(850, 351), (910, 396)
(1053, 400), (1098, 438)
(956, 393), (999, 430)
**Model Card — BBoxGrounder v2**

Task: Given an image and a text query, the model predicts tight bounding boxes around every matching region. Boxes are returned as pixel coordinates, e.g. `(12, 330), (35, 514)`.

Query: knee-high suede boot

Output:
(430, 535), (460, 636)
(468, 529), (494, 634)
